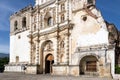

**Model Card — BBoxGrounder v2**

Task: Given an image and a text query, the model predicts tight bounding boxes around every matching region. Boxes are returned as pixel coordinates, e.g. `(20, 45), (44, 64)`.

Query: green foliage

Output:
(115, 65), (120, 74)
(0, 57), (9, 72)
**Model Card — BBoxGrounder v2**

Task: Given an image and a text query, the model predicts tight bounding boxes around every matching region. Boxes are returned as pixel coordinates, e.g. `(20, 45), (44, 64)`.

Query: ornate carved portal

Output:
(40, 40), (54, 74)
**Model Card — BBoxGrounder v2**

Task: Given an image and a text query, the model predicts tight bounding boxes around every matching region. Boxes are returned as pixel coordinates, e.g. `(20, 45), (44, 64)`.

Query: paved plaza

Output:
(0, 73), (117, 80)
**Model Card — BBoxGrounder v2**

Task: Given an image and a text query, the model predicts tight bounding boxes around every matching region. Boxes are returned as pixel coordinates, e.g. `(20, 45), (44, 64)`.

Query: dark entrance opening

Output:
(86, 61), (96, 72)
(79, 55), (97, 75)
(45, 54), (54, 74)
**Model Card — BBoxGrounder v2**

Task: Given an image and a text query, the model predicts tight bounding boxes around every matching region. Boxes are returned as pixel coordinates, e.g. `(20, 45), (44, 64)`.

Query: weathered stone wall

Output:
(4, 65), (24, 72)
(26, 65), (38, 74)
(7, 0), (118, 77)
(52, 65), (69, 75)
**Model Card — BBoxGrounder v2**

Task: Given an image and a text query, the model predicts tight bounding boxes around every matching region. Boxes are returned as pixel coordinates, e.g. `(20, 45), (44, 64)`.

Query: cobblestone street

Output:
(0, 73), (116, 80)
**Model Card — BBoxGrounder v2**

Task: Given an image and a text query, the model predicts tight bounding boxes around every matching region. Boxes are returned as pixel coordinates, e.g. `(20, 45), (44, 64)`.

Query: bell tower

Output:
(35, 0), (41, 5)
(35, 0), (51, 5)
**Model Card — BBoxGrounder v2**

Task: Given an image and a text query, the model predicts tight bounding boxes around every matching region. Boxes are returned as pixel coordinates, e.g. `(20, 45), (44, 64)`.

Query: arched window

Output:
(61, 14), (65, 23)
(44, 12), (52, 28)
(14, 20), (18, 31)
(47, 17), (52, 26)
(22, 17), (26, 28)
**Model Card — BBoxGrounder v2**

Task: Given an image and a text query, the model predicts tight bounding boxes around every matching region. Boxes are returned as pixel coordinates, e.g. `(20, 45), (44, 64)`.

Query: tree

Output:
(0, 57), (9, 72)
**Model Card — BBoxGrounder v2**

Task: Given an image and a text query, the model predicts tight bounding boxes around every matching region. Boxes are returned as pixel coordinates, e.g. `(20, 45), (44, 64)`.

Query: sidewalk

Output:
(0, 73), (115, 80)
(113, 74), (120, 80)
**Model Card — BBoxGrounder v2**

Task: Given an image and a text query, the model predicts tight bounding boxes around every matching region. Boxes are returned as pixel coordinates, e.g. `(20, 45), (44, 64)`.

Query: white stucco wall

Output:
(10, 35), (16, 62)
(10, 31), (30, 63)
(107, 49), (115, 77)
(77, 28), (108, 46)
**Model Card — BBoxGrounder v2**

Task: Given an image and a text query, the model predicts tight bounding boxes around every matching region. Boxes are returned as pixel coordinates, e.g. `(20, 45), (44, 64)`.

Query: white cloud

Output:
(0, 45), (9, 53)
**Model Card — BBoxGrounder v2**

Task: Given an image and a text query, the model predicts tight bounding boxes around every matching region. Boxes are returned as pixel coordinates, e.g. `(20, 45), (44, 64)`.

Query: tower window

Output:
(87, 0), (93, 4)
(22, 17), (26, 28)
(14, 20), (18, 31)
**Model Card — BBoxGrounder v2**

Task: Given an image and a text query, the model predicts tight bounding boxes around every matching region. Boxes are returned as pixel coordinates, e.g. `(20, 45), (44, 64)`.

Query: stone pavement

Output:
(0, 73), (116, 80)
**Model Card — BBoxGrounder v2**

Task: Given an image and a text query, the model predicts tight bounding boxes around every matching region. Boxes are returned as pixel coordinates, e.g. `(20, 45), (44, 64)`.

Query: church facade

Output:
(5, 0), (120, 77)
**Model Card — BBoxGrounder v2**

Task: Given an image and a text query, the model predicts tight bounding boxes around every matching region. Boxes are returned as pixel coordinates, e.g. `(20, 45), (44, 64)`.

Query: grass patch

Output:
(115, 65), (120, 74)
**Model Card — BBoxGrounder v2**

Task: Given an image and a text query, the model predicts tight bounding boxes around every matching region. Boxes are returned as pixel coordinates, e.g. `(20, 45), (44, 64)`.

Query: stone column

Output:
(36, 7), (40, 65)
(29, 14), (33, 64)
(66, 0), (70, 65)
(65, 32), (70, 65)
(56, 24), (60, 64)
(56, 0), (60, 64)
(53, 38), (58, 65)
(67, 0), (69, 20)
(36, 33), (40, 65)
(110, 49), (115, 77)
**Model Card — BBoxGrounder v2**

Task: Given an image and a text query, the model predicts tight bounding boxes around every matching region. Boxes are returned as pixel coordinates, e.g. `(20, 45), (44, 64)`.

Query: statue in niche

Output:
(44, 42), (53, 51)
(60, 54), (63, 63)
(59, 40), (65, 63)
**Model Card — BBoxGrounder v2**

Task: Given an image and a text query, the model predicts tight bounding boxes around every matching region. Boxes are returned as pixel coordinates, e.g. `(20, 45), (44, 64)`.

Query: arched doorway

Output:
(45, 54), (54, 74)
(40, 40), (54, 74)
(79, 55), (98, 75)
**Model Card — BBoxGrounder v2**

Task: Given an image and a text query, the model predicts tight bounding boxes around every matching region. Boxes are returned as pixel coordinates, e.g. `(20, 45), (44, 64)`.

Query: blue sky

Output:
(0, 0), (120, 54)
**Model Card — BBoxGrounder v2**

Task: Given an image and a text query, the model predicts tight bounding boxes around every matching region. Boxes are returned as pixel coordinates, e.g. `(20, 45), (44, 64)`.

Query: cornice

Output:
(29, 22), (73, 38)
(10, 5), (33, 19)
